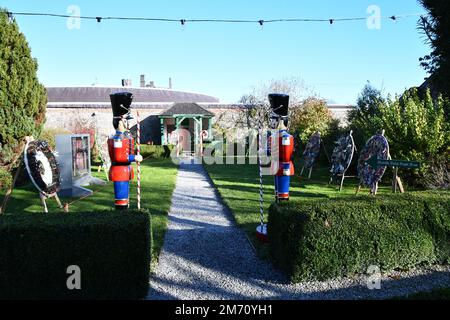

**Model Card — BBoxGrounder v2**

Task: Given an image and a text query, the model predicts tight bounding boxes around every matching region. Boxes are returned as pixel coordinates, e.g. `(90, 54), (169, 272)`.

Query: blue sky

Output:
(2, 0), (430, 104)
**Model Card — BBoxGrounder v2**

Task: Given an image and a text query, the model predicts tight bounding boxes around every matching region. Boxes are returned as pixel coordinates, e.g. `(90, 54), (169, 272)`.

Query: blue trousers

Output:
(114, 181), (130, 210)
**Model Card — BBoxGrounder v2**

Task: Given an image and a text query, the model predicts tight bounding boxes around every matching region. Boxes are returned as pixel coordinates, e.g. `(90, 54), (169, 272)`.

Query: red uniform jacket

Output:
(269, 130), (295, 176)
(108, 131), (136, 182)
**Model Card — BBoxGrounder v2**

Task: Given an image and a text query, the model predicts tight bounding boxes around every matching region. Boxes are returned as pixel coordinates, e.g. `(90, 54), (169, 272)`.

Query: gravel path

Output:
(148, 160), (450, 300)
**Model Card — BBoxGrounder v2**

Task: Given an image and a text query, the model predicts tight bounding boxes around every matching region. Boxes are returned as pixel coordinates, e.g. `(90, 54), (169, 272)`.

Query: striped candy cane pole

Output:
(137, 111), (141, 210)
(256, 121), (267, 242)
(259, 125), (264, 230)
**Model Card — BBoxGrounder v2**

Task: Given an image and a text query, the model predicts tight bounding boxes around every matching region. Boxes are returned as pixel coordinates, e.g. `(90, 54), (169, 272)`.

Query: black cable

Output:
(4, 11), (427, 25)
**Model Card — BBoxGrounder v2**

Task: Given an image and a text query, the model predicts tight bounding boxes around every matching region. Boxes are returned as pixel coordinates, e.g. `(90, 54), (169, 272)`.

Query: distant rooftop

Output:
(160, 103), (215, 117)
(46, 86), (220, 104)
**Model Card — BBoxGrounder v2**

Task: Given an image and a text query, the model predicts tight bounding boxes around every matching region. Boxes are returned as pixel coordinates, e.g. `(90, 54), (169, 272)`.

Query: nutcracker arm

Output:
(128, 154), (136, 162)
(129, 154), (143, 162)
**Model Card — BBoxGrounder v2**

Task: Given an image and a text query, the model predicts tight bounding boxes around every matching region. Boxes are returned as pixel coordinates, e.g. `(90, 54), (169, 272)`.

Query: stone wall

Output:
(44, 104), (247, 145)
(44, 104), (353, 145)
(45, 107), (165, 142)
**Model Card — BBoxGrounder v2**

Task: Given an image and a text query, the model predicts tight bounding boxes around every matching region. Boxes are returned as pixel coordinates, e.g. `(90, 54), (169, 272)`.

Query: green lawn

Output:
(204, 157), (420, 258)
(1, 158), (178, 265)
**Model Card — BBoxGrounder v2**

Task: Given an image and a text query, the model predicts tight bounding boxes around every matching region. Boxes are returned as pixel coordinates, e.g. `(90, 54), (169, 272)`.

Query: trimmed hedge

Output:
(0, 210), (151, 299)
(269, 192), (450, 282)
(139, 145), (174, 159)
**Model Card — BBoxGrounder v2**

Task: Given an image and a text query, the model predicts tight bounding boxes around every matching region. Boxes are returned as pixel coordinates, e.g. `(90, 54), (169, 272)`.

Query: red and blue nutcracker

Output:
(268, 94), (294, 202)
(108, 92), (143, 210)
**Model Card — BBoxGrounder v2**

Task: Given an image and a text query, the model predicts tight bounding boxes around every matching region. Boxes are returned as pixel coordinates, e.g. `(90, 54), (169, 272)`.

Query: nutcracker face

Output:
(114, 116), (132, 132)
(117, 119), (126, 133)
(269, 117), (279, 130)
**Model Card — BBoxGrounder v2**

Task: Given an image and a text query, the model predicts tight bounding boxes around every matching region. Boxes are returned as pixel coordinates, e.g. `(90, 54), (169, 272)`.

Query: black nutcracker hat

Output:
(268, 93), (289, 127)
(110, 92), (133, 129)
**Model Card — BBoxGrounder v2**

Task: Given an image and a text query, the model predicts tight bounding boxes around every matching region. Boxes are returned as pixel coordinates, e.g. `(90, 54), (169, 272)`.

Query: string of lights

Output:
(3, 11), (427, 26)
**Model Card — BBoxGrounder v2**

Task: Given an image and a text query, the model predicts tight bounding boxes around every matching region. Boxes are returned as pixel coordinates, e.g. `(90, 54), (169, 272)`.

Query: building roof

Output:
(159, 103), (215, 117)
(46, 86), (219, 104)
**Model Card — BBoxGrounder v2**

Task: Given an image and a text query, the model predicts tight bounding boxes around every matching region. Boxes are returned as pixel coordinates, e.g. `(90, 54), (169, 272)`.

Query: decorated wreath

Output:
(24, 140), (60, 196)
(302, 131), (321, 169)
(357, 133), (389, 189)
(330, 132), (355, 177)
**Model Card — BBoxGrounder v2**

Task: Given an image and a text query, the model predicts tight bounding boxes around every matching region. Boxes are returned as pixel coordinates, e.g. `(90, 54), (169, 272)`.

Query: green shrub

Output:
(38, 128), (71, 150)
(0, 209), (151, 299)
(268, 192), (450, 282)
(0, 166), (12, 192)
(290, 97), (335, 144)
(381, 89), (448, 175)
(139, 145), (174, 159)
(349, 85), (449, 186)
(423, 149), (450, 190)
(317, 119), (347, 166)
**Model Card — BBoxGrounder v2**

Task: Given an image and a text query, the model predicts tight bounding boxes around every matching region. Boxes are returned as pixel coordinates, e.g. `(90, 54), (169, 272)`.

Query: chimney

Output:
(121, 79), (132, 87)
(169, 77), (172, 89)
(140, 74), (145, 88)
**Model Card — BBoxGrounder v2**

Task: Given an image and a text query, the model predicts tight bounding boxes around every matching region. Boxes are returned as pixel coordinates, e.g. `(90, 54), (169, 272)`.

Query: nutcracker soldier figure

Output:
(108, 92), (143, 210)
(256, 93), (295, 242)
(268, 93), (294, 202)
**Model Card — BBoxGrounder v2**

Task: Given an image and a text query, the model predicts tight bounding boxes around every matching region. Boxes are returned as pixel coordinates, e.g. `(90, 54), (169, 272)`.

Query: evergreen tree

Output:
(0, 9), (47, 187)
(418, 0), (450, 97)
(348, 83), (386, 141)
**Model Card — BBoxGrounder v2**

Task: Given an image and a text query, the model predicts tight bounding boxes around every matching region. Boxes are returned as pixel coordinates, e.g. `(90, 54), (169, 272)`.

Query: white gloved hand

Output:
(135, 155), (143, 162)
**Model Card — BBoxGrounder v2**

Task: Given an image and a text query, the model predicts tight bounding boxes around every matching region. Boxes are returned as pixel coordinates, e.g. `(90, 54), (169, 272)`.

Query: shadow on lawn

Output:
(2, 158), (177, 214)
(150, 217), (450, 300)
(1, 184), (41, 213)
(142, 159), (178, 169)
(213, 182), (331, 201)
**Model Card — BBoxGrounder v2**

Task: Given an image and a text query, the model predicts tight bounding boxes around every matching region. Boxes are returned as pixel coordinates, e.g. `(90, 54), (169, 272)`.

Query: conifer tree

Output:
(0, 9), (47, 190)
(419, 0), (450, 98)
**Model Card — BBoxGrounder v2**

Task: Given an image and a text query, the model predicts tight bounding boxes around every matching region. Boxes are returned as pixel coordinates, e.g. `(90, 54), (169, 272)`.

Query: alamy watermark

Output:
(366, 265), (382, 290)
(168, 127), (283, 175)
(67, 5), (81, 30)
(66, 265), (81, 290)
(367, 5), (382, 30)
(64, 4), (384, 31)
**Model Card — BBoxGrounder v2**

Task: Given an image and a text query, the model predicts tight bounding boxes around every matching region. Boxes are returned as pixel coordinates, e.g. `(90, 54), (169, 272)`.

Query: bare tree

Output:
(250, 77), (313, 105)
(236, 77), (315, 130)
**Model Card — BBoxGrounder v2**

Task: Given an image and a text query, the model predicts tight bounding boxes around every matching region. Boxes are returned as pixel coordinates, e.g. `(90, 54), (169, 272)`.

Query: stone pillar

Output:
(160, 118), (165, 145)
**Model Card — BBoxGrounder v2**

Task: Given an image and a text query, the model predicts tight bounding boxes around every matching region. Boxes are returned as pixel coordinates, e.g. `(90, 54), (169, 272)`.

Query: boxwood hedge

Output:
(140, 145), (174, 159)
(0, 210), (151, 299)
(268, 192), (450, 282)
